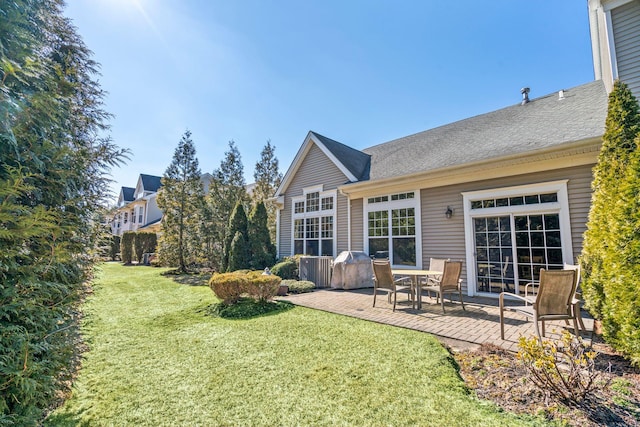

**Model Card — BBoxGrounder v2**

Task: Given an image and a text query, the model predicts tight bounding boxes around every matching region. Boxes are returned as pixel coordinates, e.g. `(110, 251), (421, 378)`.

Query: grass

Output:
(46, 262), (550, 426)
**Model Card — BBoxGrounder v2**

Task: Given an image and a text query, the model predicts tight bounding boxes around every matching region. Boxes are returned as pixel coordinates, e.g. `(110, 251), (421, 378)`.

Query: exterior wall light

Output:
(445, 206), (453, 219)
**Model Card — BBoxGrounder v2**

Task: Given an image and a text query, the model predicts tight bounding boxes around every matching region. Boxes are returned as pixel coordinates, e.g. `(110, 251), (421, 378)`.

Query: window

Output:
(131, 209), (136, 224)
(124, 212), (128, 224)
(463, 181), (573, 297)
(292, 189), (336, 256)
(366, 191), (419, 266)
(138, 207), (144, 224)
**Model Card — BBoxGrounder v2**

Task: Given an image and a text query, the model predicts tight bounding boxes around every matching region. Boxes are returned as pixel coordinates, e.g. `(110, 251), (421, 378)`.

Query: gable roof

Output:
(310, 132), (370, 181)
(121, 187), (135, 202)
(275, 131), (370, 196)
(140, 174), (162, 192)
(362, 80), (608, 181)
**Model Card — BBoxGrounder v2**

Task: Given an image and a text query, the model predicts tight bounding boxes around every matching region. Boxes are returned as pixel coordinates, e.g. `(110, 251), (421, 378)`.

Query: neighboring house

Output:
(274, 0), (639, 299)
(111, 174), (163, 236)
(110, 172), (214, 236)
(589, 0), (640, 97)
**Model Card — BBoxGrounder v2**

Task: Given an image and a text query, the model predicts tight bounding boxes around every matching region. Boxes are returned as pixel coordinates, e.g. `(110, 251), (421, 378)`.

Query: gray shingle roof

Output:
(362, 80), (608, 181)
(121, 187), (135, 202)
(311, 131), (371, 181)
(140, 174), (162, 192)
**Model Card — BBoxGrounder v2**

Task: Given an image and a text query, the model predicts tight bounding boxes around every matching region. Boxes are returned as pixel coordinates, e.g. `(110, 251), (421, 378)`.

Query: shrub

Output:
(244, 271), (281, 302)
(134, 232), (157, 263)
(209, 272), (247, 304)
(517, 331), (605, 405)
(283, 279), (315, 293)
(209, 271), (282, 304)
(121, 232), (135, 265)
(271, 257), (298, 280)
(110, 235), (121, 261)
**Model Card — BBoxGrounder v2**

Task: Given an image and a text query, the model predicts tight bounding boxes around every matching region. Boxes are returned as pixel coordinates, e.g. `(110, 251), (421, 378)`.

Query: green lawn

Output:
(46, 263), (548, 426)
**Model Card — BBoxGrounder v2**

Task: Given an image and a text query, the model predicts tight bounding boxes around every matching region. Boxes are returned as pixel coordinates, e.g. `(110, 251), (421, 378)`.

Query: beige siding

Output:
(612, 1), (640, 97)
(417, 164), (594, 293)
(279, 143), (351, 257)
(350, 198), (364, 251)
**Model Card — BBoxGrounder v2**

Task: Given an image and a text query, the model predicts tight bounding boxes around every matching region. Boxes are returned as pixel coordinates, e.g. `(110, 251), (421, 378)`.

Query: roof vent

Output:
(521, 87), (530, 105)
(558, 89), (565, 100)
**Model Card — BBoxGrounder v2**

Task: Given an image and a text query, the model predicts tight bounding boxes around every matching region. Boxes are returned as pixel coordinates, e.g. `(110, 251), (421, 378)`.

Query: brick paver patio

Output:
(281, 287), (594, 353)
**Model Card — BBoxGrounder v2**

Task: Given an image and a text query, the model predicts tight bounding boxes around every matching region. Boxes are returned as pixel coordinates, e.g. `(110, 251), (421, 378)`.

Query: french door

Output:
(473, 213), (564, 296)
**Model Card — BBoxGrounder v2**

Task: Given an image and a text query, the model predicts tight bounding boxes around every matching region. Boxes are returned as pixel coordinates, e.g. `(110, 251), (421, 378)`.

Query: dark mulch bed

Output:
(454, 339), (640, 426)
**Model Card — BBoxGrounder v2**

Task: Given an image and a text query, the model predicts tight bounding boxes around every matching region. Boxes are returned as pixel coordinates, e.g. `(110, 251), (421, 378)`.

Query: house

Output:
(273, 0), (640, 298)
(589, 0), (640, 97)
(111, 174), (163, 236)
(110, 172), (214, 236)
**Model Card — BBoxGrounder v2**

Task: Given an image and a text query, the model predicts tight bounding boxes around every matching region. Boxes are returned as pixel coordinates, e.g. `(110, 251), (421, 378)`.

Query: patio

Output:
(281, 288), (595, 352)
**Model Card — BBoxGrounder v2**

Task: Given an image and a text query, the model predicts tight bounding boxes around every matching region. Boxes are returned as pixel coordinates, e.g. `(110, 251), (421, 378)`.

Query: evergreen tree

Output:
(248, 201), (277, 270)
(582, 81), (640, 320)
(0, 0), (126, 422)
(227, 231), (250, 272)
(605, 139), (640, 364)
(205, 141), (248, 270)
(253, 140), (282, 242)
(224, 202), (249, 271)
(157, 130), (203, 272)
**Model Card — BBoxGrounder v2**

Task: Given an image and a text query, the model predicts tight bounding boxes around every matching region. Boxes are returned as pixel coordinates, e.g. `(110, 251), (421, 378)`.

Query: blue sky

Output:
(64, 0), (595, 200)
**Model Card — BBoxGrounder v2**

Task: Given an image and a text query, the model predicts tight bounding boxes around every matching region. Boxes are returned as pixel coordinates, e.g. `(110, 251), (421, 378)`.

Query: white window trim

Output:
(290, 187), (337, 256)
(462, 180), (573, 297)
(364, 190), (422, 269)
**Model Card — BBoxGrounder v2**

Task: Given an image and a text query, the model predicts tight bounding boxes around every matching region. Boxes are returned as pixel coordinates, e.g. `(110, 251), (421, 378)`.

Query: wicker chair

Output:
(500, 269), (579, 340)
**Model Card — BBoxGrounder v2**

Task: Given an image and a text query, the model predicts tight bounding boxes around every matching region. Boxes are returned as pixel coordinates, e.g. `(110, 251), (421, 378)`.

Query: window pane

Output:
(475, 232), (487, 246)
(474, 218), (487, 232)
(294, 240), (304, 255)
(306, 192), (319, 212)
(471, 201), (483, 209)
(392, 238), (416, 266)
(540, 193), (558, 203)
(529, 215), (543, 231)
(321, 216), (333, 238)
(306, 240), (319, 256)
(368, 211), (388, 236)
(483, 199), (495, 208)
(294, 219), (304, 239)
(546, 231), (561, 247)
(495, 198), (509, 207)
(306, 218), (319, 238)
(369, 238), (388, 258)
(510, 196), (524, 206)
(544, 214), (560, 230)
(530, 232), (545, 247)
(525, 195), (539, 204)
(321, 197), (333, 210)
(321, 240), (333, 256)
(294, 201), (304, 214)
(515, 216), (528, 231)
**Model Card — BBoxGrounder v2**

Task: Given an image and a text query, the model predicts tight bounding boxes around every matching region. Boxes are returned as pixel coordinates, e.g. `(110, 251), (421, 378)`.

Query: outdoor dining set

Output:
(371, 258), (586, 341)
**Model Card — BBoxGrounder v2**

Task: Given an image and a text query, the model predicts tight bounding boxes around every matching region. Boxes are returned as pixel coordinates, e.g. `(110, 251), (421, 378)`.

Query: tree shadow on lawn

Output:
(202, 299), (295, 320)
(167, 272), (211, 286)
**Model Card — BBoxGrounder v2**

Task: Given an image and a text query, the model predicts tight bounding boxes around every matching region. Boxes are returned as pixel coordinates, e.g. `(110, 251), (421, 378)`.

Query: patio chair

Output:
(421, 257), (448, 299)
(372, 259), (413, 311)
(500, 269), (579, 341)
(523, 264), (586, 331)
(420, 260), (464, 313)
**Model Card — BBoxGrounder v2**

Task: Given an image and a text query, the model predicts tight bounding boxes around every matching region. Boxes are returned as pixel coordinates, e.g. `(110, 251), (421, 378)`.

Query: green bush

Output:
(133, 232), (157, 263)
(271, 257), (298, 280)
(282, 279), (315, 293)
(110, 235), (121, 261)
(121, 232), (135, 265)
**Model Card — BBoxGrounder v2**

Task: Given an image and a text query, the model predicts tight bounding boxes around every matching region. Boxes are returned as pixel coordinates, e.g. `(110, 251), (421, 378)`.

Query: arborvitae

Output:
(582, 81), (640, 321)
(157, 130), (203, 272)
(223, 202), (248, 271)
(121, 232), (136, 265)
(227, 231), (250, 272)
(0, 1), (126, 422)
(248, 201), (277, 270)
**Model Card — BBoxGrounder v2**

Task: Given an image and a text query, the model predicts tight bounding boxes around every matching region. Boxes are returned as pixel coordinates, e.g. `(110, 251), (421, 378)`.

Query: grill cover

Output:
(330, 251), (374, 289)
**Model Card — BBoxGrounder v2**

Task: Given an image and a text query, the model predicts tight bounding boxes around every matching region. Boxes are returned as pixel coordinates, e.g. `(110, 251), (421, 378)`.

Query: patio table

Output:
(392, 269), (442, 310)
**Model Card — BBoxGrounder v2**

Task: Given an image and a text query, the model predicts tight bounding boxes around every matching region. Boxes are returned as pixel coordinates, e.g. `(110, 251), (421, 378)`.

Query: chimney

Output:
(521, 87), (530, 105)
